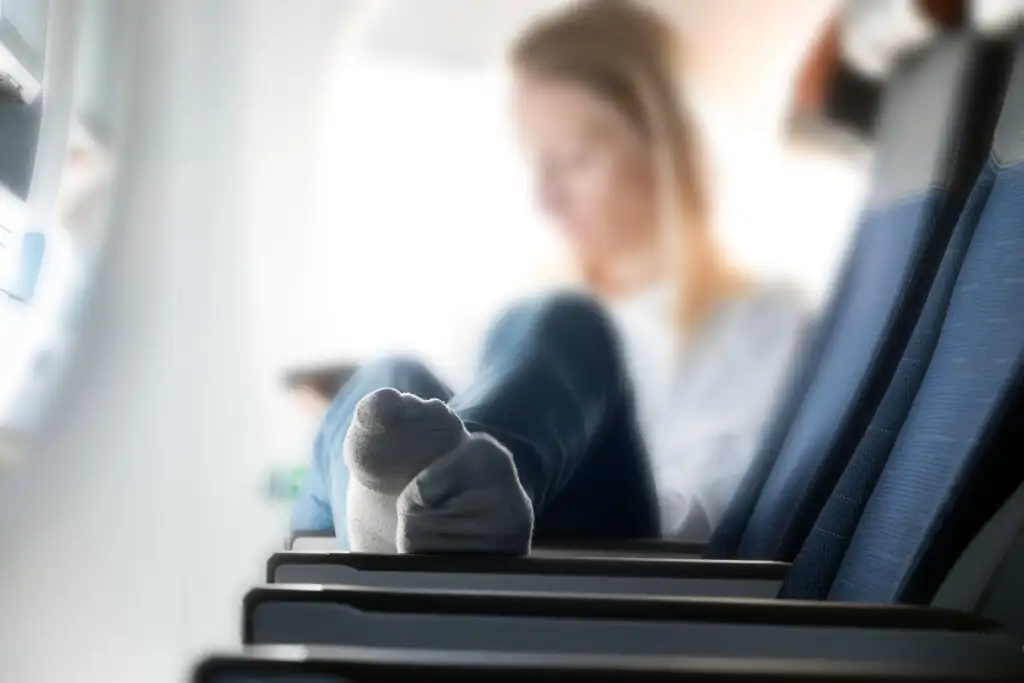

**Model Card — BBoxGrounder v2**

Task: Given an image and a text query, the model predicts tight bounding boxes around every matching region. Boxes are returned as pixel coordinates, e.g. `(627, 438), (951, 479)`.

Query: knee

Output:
(485, 292), (622, 364)
(534, 291), (616, 338)
(525, 292), (618, 346)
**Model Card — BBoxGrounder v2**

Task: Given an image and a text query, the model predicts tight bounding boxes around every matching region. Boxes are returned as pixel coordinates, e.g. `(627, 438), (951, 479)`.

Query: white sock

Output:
(344, 388), (468, 553)
(344, 388), (533, 555)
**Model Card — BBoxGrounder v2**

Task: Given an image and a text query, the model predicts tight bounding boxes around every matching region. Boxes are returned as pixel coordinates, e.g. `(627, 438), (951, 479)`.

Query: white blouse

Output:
(607, 284), (811, 541)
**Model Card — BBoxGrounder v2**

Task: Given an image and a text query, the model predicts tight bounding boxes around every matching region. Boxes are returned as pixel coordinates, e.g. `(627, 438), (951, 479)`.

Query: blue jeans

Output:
(291, 293), (660, 548)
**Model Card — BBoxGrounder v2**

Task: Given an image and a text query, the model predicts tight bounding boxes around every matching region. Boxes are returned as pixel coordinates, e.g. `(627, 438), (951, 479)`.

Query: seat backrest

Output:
(709, 34), (1012, 562)
(780, 39), (1017, 598)
(779, 126), (1009, 599)
(817, 36), (1024, 604)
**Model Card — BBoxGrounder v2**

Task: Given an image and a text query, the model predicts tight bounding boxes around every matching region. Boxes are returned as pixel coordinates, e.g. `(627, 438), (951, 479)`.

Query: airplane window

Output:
(301, 55), (559, 377)
(0, 0), (119, 462)
(0, 123), (111, 442)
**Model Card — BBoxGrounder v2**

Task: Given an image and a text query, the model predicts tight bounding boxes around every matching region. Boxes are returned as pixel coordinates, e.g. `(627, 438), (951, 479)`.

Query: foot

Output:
(397, 433), (534, 555)
(344, 388), (468, 552)
(343, 388), (534, 554)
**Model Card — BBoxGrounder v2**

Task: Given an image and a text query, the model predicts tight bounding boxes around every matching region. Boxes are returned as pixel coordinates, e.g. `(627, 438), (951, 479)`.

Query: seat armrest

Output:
(268, 552), (787, 581)
(267, 552), (788, 598)
(286, 534), (706, 557)
(245, 584), (1001, 634)
(242, 586), (1024, 676)
(193, 645), (1024, 681)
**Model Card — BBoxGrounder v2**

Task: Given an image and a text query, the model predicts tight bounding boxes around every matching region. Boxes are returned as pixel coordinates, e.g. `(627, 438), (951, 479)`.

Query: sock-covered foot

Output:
(397, 433), (534, 555)
(344, 388), (468, 553)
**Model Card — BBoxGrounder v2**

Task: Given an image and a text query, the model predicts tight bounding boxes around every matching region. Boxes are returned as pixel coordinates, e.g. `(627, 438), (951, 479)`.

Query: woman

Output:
(292, 0), (810, 553)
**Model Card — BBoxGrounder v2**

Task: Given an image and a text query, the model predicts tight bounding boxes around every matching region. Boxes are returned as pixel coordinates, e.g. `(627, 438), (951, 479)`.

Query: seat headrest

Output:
(841, 0), (938, 80)
(993, 39), (1024, 165)
(868, 34), (1000, 207)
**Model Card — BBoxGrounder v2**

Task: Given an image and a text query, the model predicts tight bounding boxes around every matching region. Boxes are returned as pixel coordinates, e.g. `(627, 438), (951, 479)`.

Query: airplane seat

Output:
(777, 39), (1020, 600)
(712, 32), (1013, 562)
(789, 32), (1024, 607)
(777, 164), (1012, 598)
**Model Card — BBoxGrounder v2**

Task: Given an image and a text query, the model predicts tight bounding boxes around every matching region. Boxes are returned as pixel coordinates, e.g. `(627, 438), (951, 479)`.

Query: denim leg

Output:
(290, 356), (452, 548)
(450, 293), (660, 540)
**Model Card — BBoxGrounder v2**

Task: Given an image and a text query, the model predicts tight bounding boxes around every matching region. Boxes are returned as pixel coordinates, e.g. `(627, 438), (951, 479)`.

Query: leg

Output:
(450, 292), (660, 540)
(353, 293), (659, 553)
(289, 356), (451, 549)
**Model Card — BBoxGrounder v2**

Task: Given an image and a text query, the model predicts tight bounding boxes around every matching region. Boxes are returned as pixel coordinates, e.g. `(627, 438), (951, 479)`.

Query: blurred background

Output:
(1, 0), (1011, 681)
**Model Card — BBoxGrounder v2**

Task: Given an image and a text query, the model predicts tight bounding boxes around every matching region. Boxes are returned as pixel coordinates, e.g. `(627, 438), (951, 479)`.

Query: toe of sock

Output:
(345, 388), (467, 492)
(352, 388), (456, 434)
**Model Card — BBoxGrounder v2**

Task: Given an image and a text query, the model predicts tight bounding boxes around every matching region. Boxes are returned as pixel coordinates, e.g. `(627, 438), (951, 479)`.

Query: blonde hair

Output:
(511, 0), (747, 330)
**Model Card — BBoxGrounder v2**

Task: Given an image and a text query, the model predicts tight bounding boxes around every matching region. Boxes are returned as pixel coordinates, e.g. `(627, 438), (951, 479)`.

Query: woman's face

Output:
(514, 76), (658, 263)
